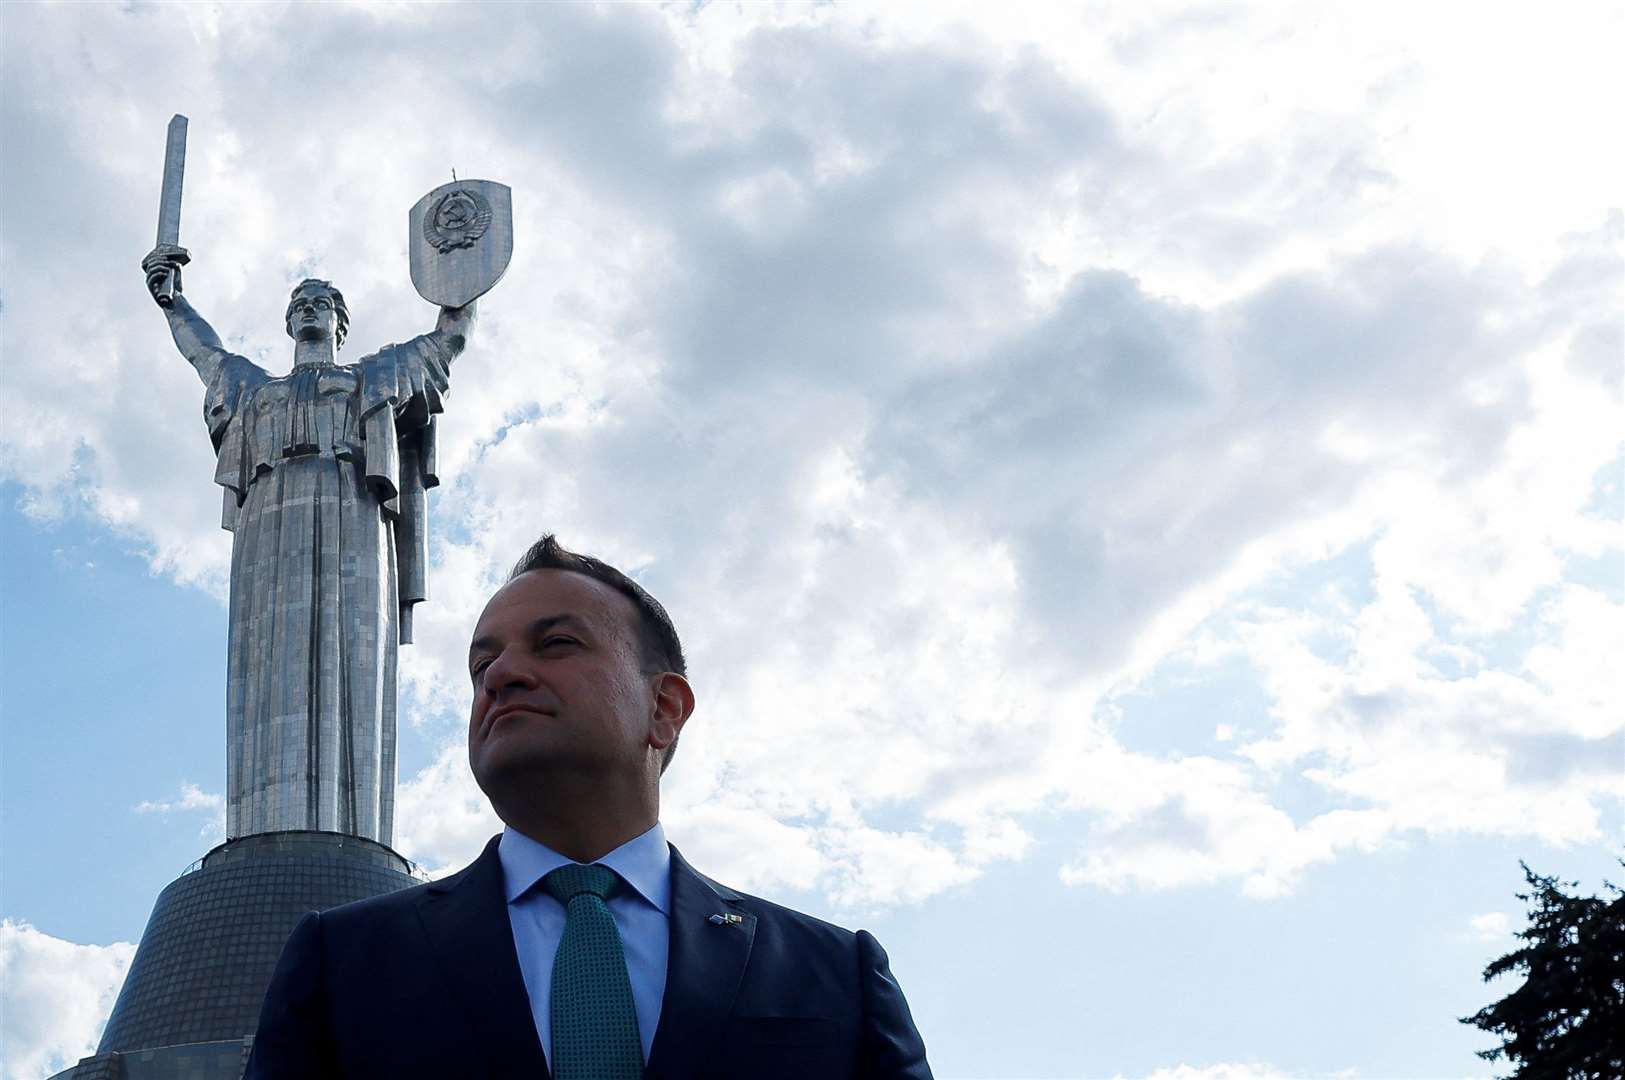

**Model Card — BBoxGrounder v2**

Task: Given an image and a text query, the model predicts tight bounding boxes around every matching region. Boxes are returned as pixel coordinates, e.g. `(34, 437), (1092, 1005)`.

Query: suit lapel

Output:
(645, 845), (756, 1080)
(415, 835), (551, 1078)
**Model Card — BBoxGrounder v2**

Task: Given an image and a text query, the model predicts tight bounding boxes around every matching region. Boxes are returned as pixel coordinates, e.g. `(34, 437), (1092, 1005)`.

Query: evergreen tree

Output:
(1461, 860), (1625, 1079)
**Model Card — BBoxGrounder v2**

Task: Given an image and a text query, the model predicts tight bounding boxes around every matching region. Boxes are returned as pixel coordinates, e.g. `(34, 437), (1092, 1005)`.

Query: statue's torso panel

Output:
(245, 364), (362, 465)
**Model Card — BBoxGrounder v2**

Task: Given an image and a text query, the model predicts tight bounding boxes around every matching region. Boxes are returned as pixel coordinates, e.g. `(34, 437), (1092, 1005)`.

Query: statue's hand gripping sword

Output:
(148, 114), (190, 307)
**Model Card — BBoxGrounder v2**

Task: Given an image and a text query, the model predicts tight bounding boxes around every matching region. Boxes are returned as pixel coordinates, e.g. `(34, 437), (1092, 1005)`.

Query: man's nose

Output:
(480, 647), (537, 695)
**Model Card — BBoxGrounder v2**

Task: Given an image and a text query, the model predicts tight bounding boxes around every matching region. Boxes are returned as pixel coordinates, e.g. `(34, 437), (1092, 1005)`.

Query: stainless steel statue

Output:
(141, 115), (511, 845)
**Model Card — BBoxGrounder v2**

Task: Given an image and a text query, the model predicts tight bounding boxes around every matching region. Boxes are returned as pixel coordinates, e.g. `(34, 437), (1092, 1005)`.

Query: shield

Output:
(408, 179), (513, 307)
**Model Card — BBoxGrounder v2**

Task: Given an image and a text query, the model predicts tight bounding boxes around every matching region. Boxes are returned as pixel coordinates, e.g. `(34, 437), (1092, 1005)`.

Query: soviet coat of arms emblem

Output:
(423, 187), (493, 252)
(409, 179), (513, 307)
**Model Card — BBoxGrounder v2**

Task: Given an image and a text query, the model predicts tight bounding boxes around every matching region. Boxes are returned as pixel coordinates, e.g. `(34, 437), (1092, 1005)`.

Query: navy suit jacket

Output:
(245, 837), (933, 1079)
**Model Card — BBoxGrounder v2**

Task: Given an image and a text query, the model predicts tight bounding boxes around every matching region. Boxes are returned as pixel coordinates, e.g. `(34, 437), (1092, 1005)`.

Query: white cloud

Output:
(664, 796), (827, 897)
(0, 920), (135, 1080)
(1125, 1065), (1301, 1080)
(1232, 573), (1624, 842)
(1068, 565), (1623, 896)
(1468, 912), (1513, 942)
(1057, 747), (1394, 898)
(5, 3), (1620, 909)
(393, 742), (502, 880)
(1522, 585), (1625, 740)
(132, 783), (222, 815)
(133, 782), (226, 845)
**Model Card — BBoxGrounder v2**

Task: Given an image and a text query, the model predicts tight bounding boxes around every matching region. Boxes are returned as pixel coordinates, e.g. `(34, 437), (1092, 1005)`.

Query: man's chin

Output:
(471, 740), (602, 789)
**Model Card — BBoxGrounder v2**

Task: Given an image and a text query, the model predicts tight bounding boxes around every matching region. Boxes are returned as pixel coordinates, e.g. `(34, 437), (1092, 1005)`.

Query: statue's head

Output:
(284, 279), (350, 350)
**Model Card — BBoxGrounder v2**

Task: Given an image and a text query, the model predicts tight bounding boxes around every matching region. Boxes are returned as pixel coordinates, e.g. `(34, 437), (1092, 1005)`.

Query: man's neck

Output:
(504, 812), (659, 864)
(495, 775), (660, 864)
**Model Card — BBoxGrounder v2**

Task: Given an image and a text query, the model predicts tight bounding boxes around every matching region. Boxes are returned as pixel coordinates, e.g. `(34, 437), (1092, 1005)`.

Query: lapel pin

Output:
(708, 913), (744, 927)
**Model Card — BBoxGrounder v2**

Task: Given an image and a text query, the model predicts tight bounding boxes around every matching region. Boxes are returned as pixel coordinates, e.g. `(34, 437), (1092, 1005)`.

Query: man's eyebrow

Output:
(468, 614), (589, 660)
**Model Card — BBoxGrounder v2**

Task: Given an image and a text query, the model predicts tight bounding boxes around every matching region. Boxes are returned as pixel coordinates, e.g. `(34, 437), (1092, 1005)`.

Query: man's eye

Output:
(540, 636), (577, 650)
(470, 660), (491, 680)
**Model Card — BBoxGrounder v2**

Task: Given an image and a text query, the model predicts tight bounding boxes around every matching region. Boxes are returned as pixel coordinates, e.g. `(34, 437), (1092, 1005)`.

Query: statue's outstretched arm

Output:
(434, 301), (476, 358)
(163, 295), (229, 378)
(143, 245), (227, 385)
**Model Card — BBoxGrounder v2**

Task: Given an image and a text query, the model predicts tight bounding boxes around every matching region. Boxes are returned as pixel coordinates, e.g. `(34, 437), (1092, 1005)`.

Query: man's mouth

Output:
(486, 704), (553, 730)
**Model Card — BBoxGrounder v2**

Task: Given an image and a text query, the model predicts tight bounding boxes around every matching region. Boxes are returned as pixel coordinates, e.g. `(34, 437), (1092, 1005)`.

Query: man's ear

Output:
(648, 672), (694, 753)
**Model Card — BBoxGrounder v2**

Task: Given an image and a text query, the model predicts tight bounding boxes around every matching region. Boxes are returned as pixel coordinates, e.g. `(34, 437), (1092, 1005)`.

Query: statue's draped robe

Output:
(201, 332), (455, 845)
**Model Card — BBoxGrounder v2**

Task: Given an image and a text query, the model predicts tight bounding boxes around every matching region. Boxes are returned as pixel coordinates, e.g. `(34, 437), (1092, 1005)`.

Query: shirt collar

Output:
(499, 821), (671, 915)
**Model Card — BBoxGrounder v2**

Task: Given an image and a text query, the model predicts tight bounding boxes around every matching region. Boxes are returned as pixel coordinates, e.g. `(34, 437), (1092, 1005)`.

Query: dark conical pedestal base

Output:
(52, 831), (424, 1080)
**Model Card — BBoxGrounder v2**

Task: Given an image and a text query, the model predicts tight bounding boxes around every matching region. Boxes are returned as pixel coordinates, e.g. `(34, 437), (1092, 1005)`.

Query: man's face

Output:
(467, 570), (661, 794)
(287, 286), (338, 344)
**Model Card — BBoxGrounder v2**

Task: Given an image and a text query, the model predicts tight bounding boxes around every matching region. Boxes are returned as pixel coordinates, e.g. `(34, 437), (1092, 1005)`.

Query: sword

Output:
(153, 114), (189, 307)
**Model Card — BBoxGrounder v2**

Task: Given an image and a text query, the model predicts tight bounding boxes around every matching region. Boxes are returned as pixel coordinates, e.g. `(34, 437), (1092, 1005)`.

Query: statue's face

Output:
(287, 286), (339, 344)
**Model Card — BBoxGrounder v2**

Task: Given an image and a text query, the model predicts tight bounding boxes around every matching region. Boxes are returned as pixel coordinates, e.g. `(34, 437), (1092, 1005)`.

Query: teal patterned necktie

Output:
(542, 864), (644, 1079)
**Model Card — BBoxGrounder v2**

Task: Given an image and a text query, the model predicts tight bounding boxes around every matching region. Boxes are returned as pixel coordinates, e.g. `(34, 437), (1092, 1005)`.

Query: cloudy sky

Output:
(2, 2), (1621, 1077)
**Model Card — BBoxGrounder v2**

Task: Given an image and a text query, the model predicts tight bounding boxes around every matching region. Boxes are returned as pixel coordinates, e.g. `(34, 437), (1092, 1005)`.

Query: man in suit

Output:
(246, 534), (933, 1078)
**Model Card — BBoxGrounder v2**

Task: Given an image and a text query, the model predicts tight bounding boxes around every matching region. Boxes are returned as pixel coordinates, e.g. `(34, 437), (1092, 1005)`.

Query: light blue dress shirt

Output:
(498, 822), (671, 1066)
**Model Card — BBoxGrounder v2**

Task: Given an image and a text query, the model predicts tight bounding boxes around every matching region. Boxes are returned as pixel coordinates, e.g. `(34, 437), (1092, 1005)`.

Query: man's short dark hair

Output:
(508, 534), (686, 772)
